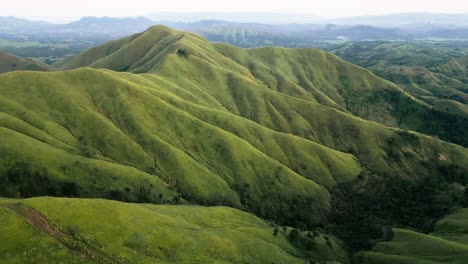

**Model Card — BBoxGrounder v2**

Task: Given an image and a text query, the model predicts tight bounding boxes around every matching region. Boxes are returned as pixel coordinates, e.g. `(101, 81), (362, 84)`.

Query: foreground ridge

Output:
(0, 203), (120, 264)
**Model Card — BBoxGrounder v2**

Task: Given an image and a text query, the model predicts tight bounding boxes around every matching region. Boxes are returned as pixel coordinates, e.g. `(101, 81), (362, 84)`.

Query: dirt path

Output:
(0, 203), (122, 264)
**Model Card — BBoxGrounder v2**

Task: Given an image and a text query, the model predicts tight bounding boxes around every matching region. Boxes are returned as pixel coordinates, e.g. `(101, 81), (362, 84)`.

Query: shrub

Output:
(0, 161), (56, 197)
(67, 225), (79, 237)
(288, 228), (316, 250)
(61, 182), (80, 197)
(176, 49), (189, 58)
(273, 226), (279, 236)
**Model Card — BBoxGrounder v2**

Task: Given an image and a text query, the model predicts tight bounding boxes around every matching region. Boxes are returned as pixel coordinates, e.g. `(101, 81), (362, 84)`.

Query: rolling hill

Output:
(0, 51), (54, 73)
(329, 41), (468, 118)
(357, 208), (468, 263)
(62, 25), (468, 147)
(1, 25), (468, 262)
(0, 197), (347, 263)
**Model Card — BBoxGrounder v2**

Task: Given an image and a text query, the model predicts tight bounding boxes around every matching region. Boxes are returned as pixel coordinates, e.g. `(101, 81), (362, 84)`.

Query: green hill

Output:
(0, 51), (55, 73)
(4, 25), (468, 223)
(0, 197), (348, 263)
(1, 25), (468, 262)
(357, 208), (468, 264)
(62, 26), (468, 147)
(0, 68), (363, 226)
(329, 41), (468, 119)
(2, 65), (467, 227)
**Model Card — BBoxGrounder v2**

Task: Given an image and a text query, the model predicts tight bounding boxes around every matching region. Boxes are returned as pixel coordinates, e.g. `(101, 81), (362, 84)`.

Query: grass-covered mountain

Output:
(61, 25), (468, 146)
(329, 41), (468, 118)
(1, 25), (468, 263)
(357, 208), (468, 263)
(0, 51), (54, 73)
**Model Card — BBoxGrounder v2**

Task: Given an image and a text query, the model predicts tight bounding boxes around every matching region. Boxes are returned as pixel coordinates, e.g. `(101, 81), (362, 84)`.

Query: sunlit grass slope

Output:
(0, 197), (347, 264)
(2, 66), (468, 225)
(2, 25), (468, 262)
(3, 25), (468, 227)
(61, 25), (468, 174)
(0, 68), (365, 225)
(63, 26), (468, 147)
(330, 41), (468, 119)
(0, 51), (54, 74)
(357, 208), (468, 264)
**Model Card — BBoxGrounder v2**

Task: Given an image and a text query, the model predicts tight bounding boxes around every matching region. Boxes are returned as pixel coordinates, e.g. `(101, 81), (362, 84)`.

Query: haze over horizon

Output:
(2, 0), (468, 22)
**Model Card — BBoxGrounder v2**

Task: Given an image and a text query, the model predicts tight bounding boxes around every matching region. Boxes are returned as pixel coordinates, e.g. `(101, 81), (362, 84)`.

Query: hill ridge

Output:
(61, 26), (468, 147)
(1, 26), (468, 263)
(0, 51), (55, 73)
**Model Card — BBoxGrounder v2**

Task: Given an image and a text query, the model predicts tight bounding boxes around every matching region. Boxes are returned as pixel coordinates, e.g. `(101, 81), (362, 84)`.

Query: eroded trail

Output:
(0, 203), (122, 264)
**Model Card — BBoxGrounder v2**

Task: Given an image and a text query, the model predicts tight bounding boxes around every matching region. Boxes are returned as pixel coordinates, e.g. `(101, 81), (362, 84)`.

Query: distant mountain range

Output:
(162, 20), (468, 48)
(2, 14), (468, 62)
(2, 15), (468, 48)
(146, 12), (468, 26)
(0, 16), (154, 36)
(146, 12), (324, 24)
(329, 12), (468, 27)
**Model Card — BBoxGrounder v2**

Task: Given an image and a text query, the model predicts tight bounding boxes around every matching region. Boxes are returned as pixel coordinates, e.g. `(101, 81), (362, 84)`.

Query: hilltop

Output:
(0, 51), (54, 73)
(62, 25), (468, 147)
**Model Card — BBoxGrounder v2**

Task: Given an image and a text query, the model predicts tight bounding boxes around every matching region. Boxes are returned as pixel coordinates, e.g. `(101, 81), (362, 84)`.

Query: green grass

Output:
(0, 202), (93, 263)
(0, 197), (347, 263)
(0, 68), (356, 226)
(1, 25), (468, 262)
(329, 41), (468, 119)
(357, 208), (468, 264)
(62, 26), (468, 147)
(2, 25), (468, 227)
(2, 66), (467, 227)
(0, 51), (54, 73)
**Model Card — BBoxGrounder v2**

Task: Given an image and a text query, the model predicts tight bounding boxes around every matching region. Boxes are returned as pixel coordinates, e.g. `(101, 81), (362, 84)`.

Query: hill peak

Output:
(145, 24), (177, 33)
(61, 25), (208, 73)
(0, 51), (54, 73)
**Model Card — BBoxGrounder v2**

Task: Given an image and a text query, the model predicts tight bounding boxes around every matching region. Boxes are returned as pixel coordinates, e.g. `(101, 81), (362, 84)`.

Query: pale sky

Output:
(2, 0), (468, 21)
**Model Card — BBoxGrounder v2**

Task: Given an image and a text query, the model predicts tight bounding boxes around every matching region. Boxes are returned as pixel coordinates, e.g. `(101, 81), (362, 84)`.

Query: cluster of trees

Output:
(0, 161), (79, 198)
(176, 48), (189, 58)
(329, 166), (466, 251)
(0, 161), (171, 205)
(386, 90), (468, 147)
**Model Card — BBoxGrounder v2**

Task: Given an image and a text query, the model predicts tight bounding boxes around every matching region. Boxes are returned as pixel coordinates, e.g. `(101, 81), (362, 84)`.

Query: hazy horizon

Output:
(2, 0), (468, 22)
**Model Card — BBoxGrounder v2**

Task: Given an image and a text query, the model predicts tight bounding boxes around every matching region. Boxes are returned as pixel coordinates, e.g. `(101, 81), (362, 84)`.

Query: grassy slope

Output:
(214, 44), (468, 147)
(0, 51), (55, 73)
(0, 197), (347, 264)
(0, 202), (94, 264)
(3, 26), (468, 225)
(1, 25), (468, 263)
(61, 25), (186, 72)
(0, 68), (365, 225)
(2, 67), (467, 225)
(147, 36), (468, 180)
(62, 26), (468, 147)
(329, 41), (468, 118)
(357, 208), (468, 264)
